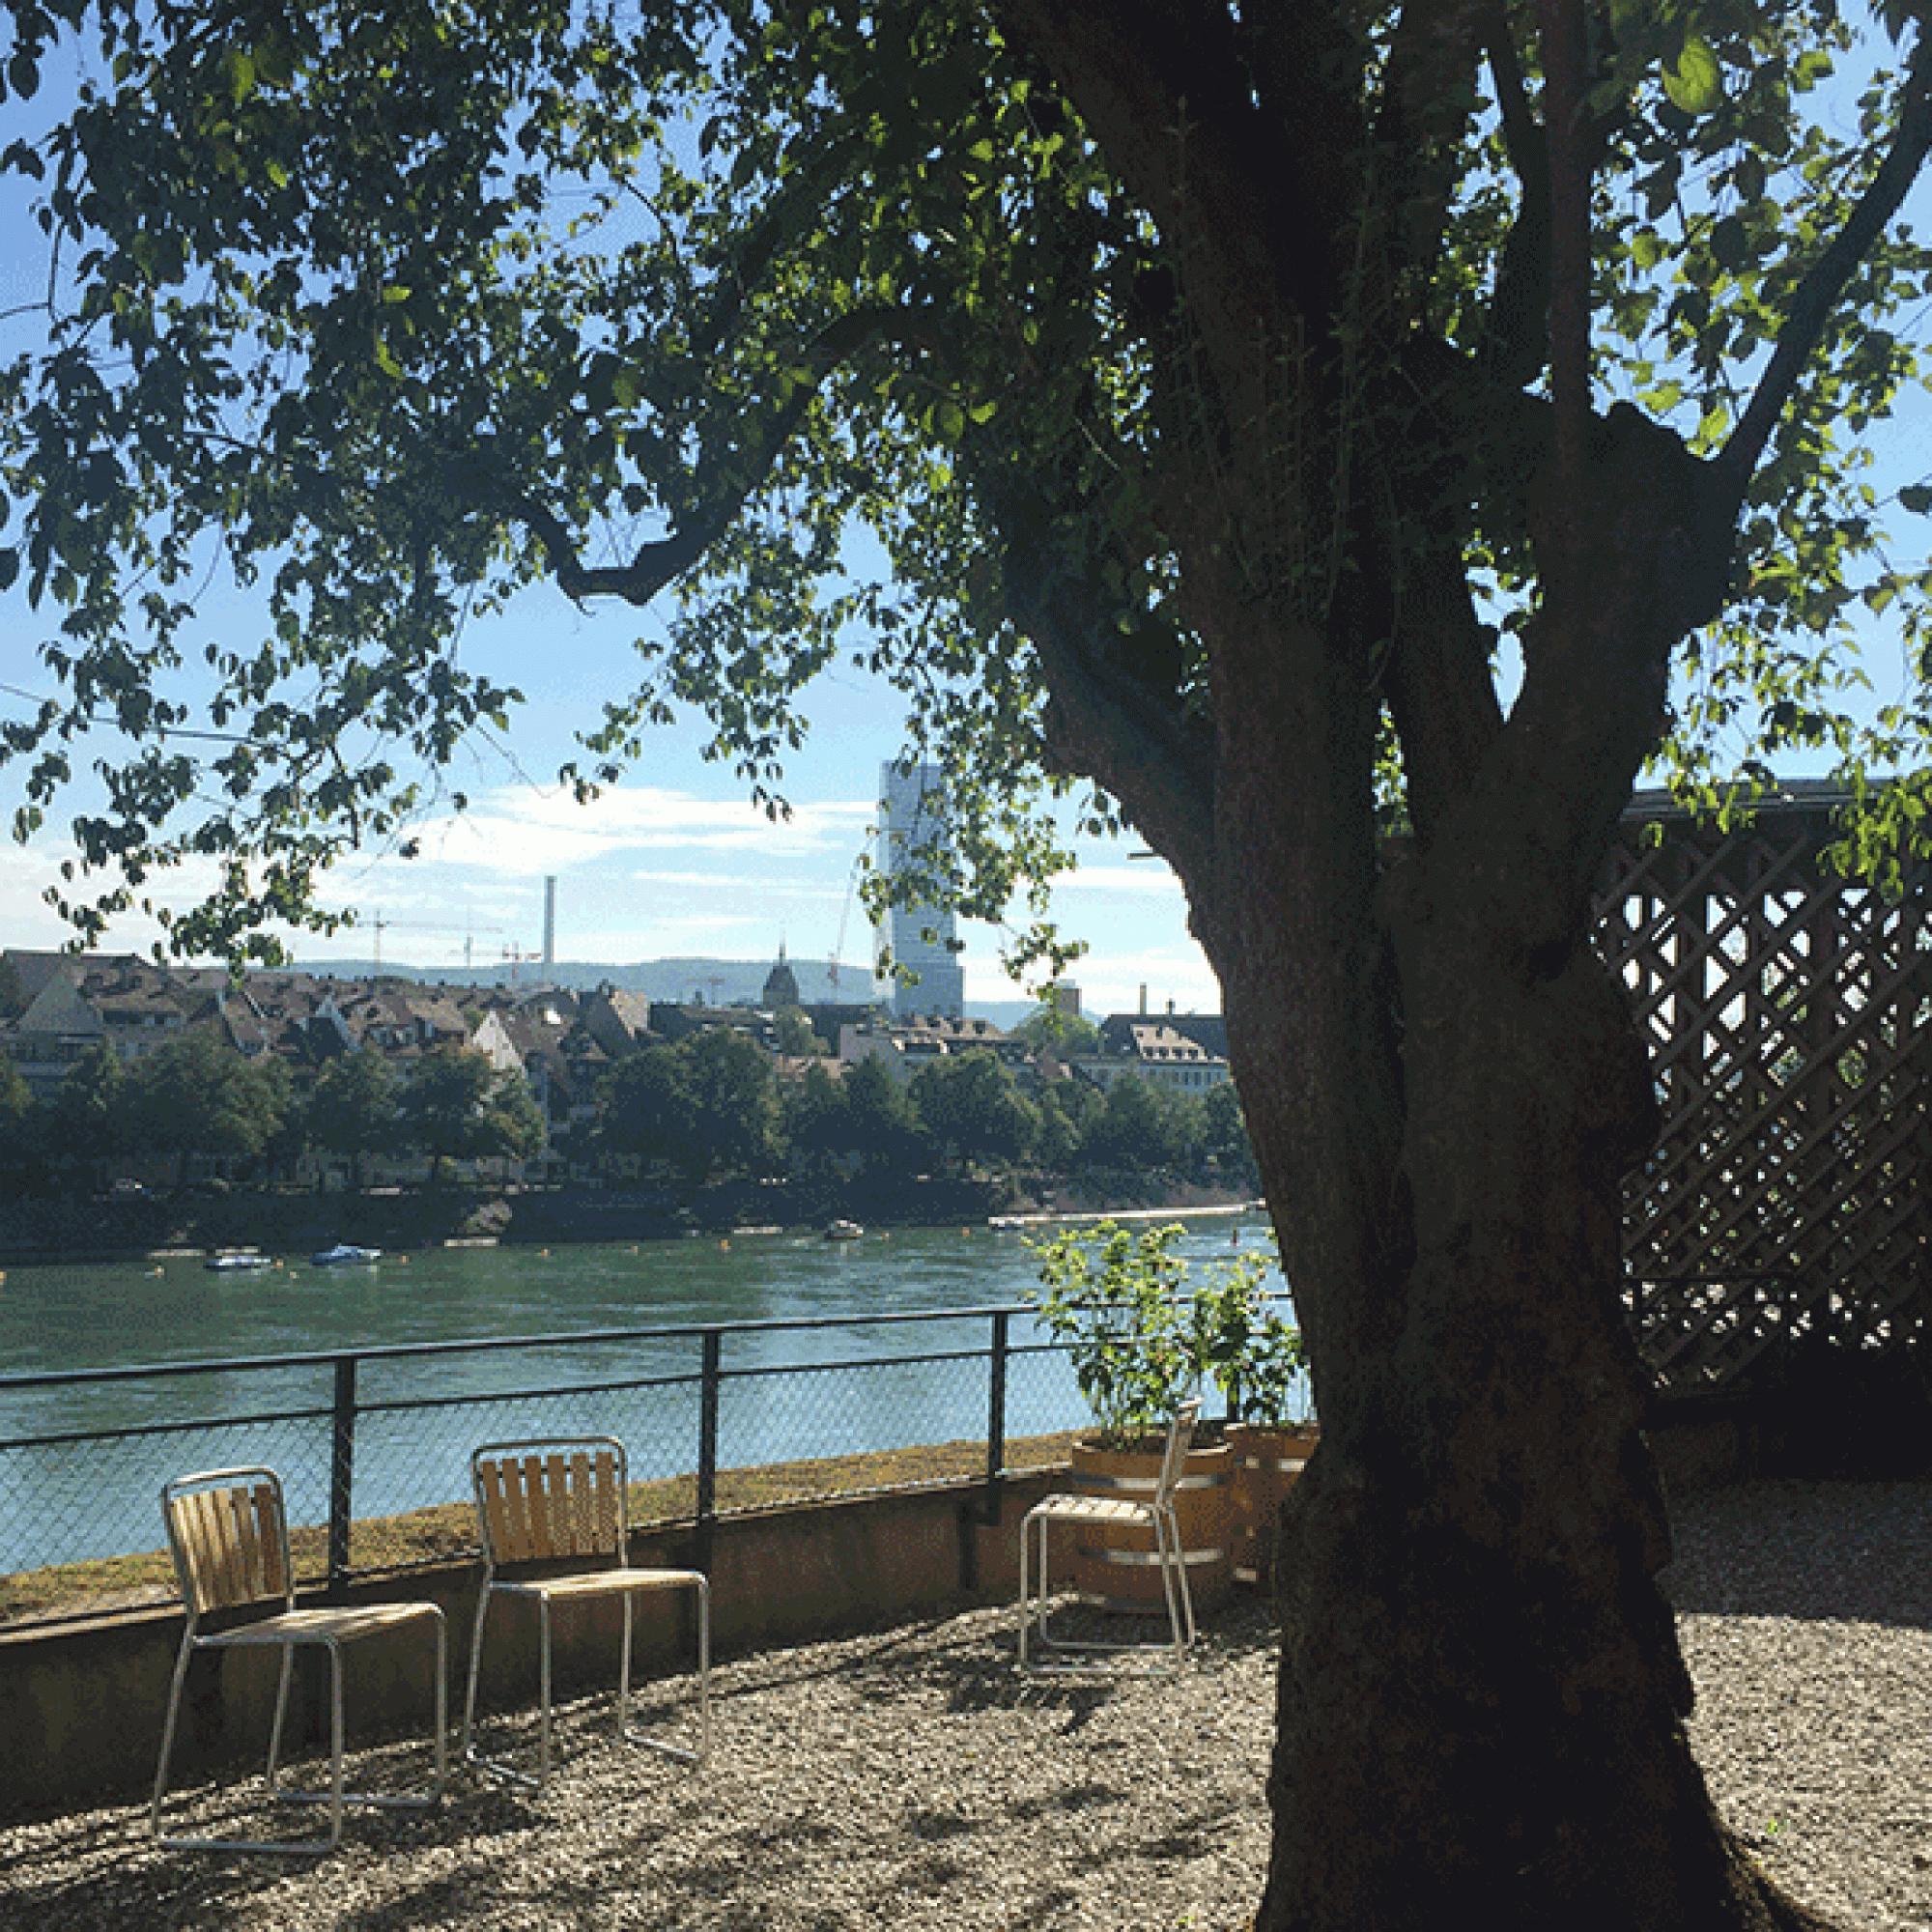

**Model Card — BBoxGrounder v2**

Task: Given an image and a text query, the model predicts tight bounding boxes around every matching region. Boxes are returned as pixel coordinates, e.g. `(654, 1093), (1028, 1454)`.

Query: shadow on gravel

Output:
(1663, 1478), (1932, 1629)
(0, 1596), (1279, 1931)
(708, 1595), (1279, 1718)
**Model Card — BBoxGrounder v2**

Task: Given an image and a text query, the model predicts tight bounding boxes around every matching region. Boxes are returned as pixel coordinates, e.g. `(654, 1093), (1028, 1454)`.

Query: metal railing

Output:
(0, 1304), (1091, 1626)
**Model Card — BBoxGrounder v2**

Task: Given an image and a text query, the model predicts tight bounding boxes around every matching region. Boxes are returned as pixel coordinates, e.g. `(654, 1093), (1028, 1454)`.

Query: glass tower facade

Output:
(877, 760), (965, 1019)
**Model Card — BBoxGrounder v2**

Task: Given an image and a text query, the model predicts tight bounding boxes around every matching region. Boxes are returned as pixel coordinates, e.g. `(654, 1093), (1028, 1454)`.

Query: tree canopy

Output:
(6, 1), (1932, 1924)
(907, 1045), (1037, 1169)
(1, 1), (1928, 956)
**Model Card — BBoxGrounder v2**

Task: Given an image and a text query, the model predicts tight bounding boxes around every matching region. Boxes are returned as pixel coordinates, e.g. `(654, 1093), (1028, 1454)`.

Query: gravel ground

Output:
(2, 1478), (1928, 1932)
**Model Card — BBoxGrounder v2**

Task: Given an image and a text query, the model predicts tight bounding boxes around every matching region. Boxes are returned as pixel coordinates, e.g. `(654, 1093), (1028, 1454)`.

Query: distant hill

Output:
(297, 953), (1038, 1028)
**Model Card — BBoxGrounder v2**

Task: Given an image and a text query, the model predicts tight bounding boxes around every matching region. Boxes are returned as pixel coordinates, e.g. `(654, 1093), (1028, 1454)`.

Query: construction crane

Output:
(369, 915), (503, 971)
(826, 856), (865, 995)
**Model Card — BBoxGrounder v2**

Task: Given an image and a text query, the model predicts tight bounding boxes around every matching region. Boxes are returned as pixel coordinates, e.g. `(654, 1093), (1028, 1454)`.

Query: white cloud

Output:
(0, 768), (1222, 1015)
(400, 782), (874, 875)
(1057, 861), (1188, 901)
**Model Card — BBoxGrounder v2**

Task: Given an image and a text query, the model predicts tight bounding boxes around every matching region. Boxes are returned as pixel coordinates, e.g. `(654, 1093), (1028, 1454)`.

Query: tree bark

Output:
(1236, 889), (1837, 1930)
(1201, 518), (1840, 1932)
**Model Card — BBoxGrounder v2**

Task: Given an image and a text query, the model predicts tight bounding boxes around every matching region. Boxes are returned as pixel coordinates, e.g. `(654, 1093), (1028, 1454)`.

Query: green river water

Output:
(0, 1211), (1288, 1572)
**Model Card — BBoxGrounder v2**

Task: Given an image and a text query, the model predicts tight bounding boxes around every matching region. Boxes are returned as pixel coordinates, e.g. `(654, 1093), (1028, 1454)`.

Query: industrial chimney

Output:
(542, 876), (556, 976)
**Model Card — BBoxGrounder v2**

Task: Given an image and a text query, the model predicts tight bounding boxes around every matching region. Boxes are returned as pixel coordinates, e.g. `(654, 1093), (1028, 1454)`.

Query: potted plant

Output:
(1193, 1242), (1316, 1589)
(1029, 1221), (1251, 1613)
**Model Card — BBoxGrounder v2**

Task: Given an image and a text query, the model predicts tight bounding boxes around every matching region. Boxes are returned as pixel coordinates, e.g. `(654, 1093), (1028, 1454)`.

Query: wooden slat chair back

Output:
(1152, 1398), (1201, 1503)
(1016, 1397), (1203, 1675)
(168, 1475), (291, 1616)
(464, 1435), (712, 1792)
(152, 1466), (447, 1855)
(476, 1444), (625, 1570)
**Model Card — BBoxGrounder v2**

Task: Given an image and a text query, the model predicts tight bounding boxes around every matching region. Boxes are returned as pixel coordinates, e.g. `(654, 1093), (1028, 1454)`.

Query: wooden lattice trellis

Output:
(1601, 784), (1932, 1395)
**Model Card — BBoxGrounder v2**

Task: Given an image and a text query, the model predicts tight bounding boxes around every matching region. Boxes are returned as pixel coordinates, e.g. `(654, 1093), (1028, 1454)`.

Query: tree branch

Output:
(989, 473), (1220, 910)
(1715, 28), (1932, 495)
(990, 0), (1363, 364)
(1383, 538), (1508, 845)
(1373, 0), (1494, 308)
(1537, 0), (1593, 523)
(503, 305), (945, 607)
(1472, 6), (1551, 385)
(683, 129), (869, 371)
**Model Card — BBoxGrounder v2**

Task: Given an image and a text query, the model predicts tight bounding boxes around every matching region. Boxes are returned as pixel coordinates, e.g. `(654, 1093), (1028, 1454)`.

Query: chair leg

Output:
(470, 1579), (711, 1789)
(265, 1644), (296, 1794)
(465, 1589), (546, 1792)
(430, 1617), (449, 1795)
(268, 1627), (448, 1833)
(617, 1591), (635, 1737)
(1017, 1510), (1061, 1671)
(155, 1621), (444, 1856)
(150, 1634), (195, 1840)
(1039, 1514), (1066, 1651)
(537, 1596), (555, 1791)
(695, 1576), (712, 1765)
(462, 1585), (495, 1764)
(1016, 1514), (1033, 1670)
(326, 1641), (346, 1851)
(1016, 1505), (1195, 1677)
(1175, 1516), (1198, 1646)
(1152, 1512), (1187, 1664)
(624, 1577), (711, 1767)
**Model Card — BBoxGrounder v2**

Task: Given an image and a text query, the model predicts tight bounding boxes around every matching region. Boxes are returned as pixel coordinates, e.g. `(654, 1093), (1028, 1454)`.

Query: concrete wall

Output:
(0, 1470), (1061, 1826)
(1, 1405), (1793, 1827)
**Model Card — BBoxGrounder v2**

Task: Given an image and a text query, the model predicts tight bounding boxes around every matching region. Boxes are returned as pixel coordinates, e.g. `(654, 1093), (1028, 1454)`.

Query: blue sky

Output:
(0, 24), (1926, 1018)
(0, 556), (1220, 1011)
(0, 32), (1220, 1014)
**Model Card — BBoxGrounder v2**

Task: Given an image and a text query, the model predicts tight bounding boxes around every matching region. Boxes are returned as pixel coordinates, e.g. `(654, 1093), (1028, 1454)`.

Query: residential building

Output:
(1077, 1020), (1232, 1094)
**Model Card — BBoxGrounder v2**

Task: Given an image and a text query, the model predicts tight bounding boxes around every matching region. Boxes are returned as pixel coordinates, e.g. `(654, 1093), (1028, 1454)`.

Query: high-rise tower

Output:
(877, 761), (965, 1019)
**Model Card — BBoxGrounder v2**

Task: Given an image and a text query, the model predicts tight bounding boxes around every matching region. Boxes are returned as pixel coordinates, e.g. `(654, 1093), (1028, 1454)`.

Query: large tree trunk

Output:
(1218, 783), (1836, 1932)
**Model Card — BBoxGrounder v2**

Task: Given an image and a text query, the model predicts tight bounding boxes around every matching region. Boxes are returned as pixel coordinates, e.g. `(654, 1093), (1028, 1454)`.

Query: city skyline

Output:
(0, 33), (1917, 1032)
(0, 48), (1223, 1027)
(0, 563), (1223, 1016)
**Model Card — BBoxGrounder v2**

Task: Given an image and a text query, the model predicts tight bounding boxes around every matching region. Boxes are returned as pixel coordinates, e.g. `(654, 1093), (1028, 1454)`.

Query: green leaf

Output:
(220, 48), (258, 105)
(1662, 38), (1721, 116)
(1710, 215), (1752, 273)
(1900, 485), (1932, 515)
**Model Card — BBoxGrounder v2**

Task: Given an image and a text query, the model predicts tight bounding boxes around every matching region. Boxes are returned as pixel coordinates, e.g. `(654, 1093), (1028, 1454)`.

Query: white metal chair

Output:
(1016, 1396), (1202, 1673)
(151, 1466), (448, 1854)
(463, 1436), (712, 1791)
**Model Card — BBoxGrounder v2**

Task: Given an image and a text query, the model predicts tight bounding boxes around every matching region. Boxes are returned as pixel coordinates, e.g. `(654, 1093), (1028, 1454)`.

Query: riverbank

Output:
(0, 1175), (1262, 1266)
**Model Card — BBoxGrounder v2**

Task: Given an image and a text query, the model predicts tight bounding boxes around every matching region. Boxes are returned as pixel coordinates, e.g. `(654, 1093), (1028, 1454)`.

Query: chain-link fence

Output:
(0, 1306), (1090, 1629)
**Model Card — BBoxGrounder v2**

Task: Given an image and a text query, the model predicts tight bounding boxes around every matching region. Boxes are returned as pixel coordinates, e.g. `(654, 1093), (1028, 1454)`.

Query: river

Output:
(0, 1210), (1292, 1575)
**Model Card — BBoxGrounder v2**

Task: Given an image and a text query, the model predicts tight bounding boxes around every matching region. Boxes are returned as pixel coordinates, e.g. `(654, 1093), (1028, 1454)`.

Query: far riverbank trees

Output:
(0, 1032), (1256, 1199)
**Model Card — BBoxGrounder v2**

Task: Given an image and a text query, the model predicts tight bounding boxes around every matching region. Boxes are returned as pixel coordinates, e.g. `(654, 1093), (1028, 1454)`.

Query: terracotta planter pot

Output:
(1228, 1421), (1319, 1588)
(1065, 1435), (1234, 1614)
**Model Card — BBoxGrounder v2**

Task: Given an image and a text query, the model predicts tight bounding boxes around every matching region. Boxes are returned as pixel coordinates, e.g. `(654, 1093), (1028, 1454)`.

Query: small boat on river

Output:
(310, 1243), (382, 1268)
(205, 1252), (275, 1273)
(823, 1219), (864, 1241)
